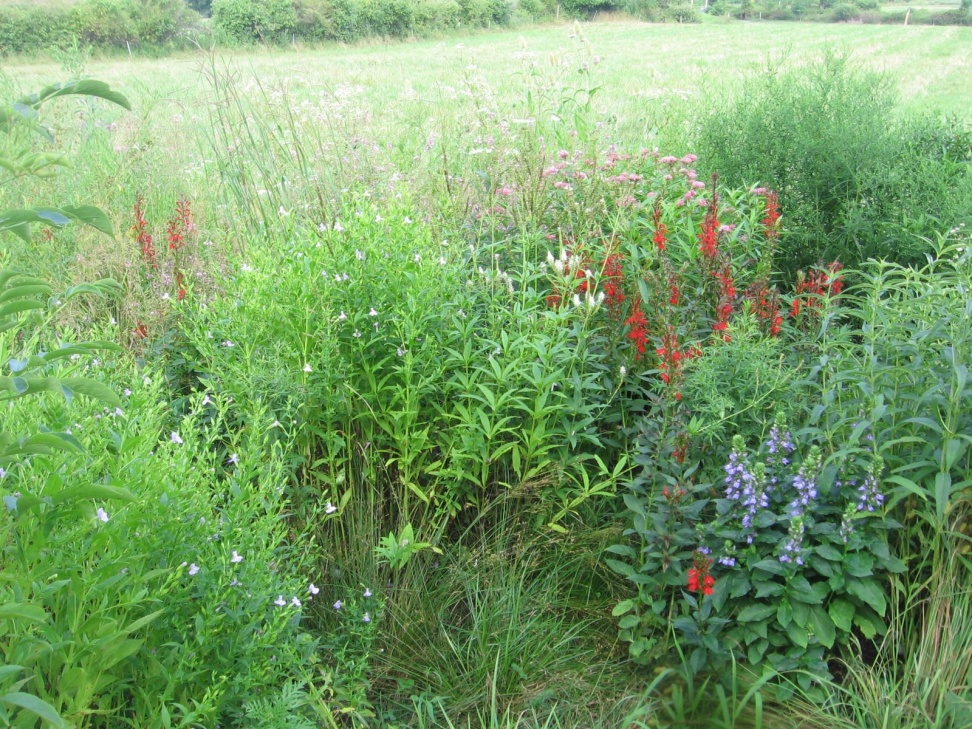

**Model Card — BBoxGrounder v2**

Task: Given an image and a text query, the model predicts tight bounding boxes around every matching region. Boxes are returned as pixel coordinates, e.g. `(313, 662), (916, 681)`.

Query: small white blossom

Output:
(96, 507), (109, 522)
(188, 563), (200, 576)
(369, 308), (378, 317)
(170, 432), (184, 445)
(309, 583), (320, 595)
(364, 588), (373, 598)
(325, 502), (337, 514)
(291, 597), (302, 607)
(231, 551), (243, 563)
(333, 600), (343, 610)
(362, 612), (371, 623)
(303, 363), (312, 373)
(275, 596), (287, 606)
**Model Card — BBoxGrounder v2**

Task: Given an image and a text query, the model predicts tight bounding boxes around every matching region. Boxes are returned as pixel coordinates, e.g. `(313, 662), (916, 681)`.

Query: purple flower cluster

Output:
(725, 436), (769, 543)
(779, 516), (806, 565)
(764, 416), (795, 485)
(788, 447), (821, 517)
(856, 457), (885, 512)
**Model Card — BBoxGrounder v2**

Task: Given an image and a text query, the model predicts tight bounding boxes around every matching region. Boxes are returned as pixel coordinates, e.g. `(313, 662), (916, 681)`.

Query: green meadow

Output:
(2, 18), (972, 729)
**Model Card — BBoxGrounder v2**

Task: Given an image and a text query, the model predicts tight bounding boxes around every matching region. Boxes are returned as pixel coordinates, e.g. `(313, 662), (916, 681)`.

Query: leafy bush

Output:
(211, 0), (297, 43)
(697, 51), (972, 274)
(0, 5), (77, 56)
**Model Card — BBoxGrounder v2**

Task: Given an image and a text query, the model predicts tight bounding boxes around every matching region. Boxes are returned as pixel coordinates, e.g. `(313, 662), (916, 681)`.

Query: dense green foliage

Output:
(2, 26), (972, 729)
(0, 0), (200, 54)
(698, 52), (972, 274)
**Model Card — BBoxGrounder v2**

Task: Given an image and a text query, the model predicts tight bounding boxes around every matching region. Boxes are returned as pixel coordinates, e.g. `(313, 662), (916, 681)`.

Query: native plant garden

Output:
(1, 18), (971, 729)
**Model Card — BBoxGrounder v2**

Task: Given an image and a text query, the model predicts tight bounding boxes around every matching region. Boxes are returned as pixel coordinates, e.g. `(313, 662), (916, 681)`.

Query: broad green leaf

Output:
(0, 284), (51, 303)
(51, 484), (136, 505)
(828, 598), (855, 632)
(809, 605), (836, 648)
(737, 603), (777, 623)
(59, 377), (121, 408)
(612, 600), (635, 617)
(846, 577), (887, 617)
(0, 692), (67, 728)
(0, 603), (47, 623)
(60, 205), (114, 237)
(20, 79), (131, 111)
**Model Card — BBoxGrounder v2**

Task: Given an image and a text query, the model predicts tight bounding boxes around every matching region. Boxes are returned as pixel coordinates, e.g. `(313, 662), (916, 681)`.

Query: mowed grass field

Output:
(5, 19), (972, 135)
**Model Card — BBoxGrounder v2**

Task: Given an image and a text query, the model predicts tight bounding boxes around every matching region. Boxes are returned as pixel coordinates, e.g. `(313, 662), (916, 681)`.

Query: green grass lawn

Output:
(6, 19), (972, 124)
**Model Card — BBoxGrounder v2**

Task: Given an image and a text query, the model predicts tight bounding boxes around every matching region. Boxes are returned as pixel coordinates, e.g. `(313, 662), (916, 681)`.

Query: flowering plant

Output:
(611, 414), (904, 691)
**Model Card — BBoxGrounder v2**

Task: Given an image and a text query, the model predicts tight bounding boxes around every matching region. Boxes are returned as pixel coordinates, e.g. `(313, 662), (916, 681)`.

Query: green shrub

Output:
(697, 51), (972, 274)
(0, 5), (77, 55)
(130, 0), (200, 45)
(211, 0), (297, 43)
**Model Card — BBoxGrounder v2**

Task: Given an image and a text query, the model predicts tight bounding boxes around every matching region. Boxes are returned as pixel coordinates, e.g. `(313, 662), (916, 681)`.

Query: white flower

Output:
(231, 551), (243, 563)
(413, 254), (421, 263)
(271, 420), (281, 428)
(303, 363), (312, 373)
(228, 453), (238, 464)
(291, 597), (302, 607)
(363, 588), (373, 598)
(188, 563), (200, 576)
(333, 600), (343, 610)
(96, 507), (109, 522)
(620, 366), (627, 378)
(369, 308), (378, 317)
(334, 220), (344, 232)
(338, 311), (347, 321)
(325, 502), (337, 514)
(309, 583), (320, 595)
(353, 330), (362, 338)
(356, 249), (365, 260)
(403, 216), (412, 224)
(275, 596), (287, 606)
(278, 206), (289, 216)
(222, 340), (235, 348)
(362, 612), (371, 623)
(170, 432), (184, 445)
(439, 256), (446, 265)
(374, 213), (382, 222)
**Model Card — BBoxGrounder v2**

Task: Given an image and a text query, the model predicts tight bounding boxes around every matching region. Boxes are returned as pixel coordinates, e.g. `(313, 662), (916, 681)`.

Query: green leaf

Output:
(853, 610), (883, 640)
(612, 600), (635, 617)
(785, 621), (808, 649)
(846, 577), (887, 617)
(51, 484), (137, 505)
(816, 544), (842, 561)
(809, 605), (836, 648)
(60, 205), (114, 237)
(829, 598), (855, 632)
(752, 558), (786, 576)
(844, 552), (874, 578)
(737, 603), (777, 623)
(21, 79), (131, 111)
(0, 692), (67, 728)
(0, 603), (47, 624)
(59, 378), (121, 408)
